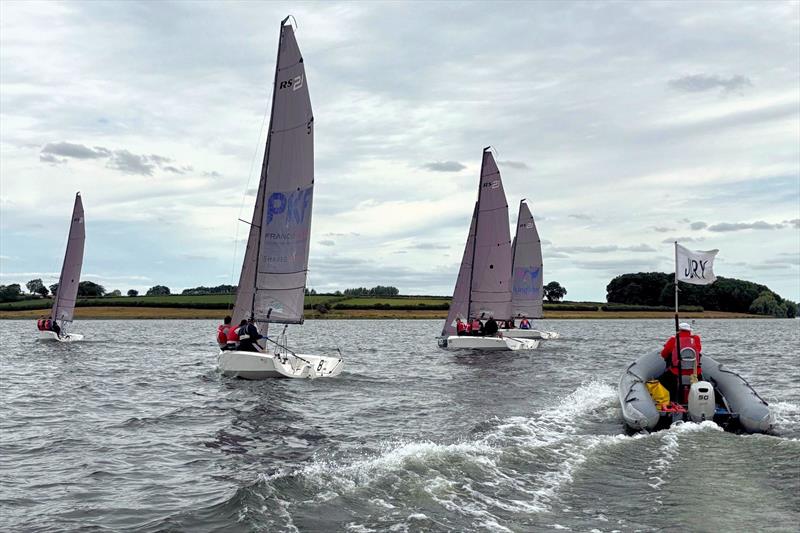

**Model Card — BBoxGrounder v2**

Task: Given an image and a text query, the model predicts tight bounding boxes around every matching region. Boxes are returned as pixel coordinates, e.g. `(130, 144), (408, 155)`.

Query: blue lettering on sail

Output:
(513, 266), (541, 296)
(266, 186), (312, 225)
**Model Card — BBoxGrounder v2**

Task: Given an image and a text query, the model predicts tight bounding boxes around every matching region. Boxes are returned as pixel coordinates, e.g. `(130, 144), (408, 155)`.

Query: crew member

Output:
(483, 315), (499, 336)
(455, 317), (469, 336)
(217, 315), (232, 349)
(50, 317), (61, 337)
(470, 318), (482, 336)
(660, 322), (703, 393)
(227, 319), (246, 350)
(237, 317), (264, 352)
(519, 316), (531, 329)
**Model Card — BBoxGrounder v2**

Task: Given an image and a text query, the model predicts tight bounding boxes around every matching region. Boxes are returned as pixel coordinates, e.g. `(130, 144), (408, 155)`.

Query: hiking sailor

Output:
(237, 317), (264, 352)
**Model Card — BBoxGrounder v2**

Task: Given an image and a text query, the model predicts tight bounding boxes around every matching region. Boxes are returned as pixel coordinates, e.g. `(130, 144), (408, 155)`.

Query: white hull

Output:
(438, 335), (539, 351)
(500, 328), (560, 340)
(217, 350), (344, 379)
(37, 330), (84, 342)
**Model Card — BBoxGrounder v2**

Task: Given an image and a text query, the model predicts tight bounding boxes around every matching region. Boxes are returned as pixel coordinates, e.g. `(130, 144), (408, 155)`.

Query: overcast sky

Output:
(1, 1), (798, 301)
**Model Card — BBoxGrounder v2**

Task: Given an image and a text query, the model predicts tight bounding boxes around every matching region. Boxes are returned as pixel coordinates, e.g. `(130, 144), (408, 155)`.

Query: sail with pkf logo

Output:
(510, 200), (543, 319)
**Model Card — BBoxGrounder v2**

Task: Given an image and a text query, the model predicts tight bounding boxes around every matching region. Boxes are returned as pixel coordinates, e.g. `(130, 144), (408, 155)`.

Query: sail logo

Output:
(520, 222), (534, 229)
(513, 266), (541, 296)
(481, 180), (500, 190)
(279, 74), (304, 91)
(266, 186), (312, 225)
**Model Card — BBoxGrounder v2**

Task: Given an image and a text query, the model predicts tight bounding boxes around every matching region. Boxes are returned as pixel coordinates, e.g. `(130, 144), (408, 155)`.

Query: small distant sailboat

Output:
(38, 192), (85, 342)
(217, 17), (343, 379)
(502, 199), (559, 340)
(438, 148), (538, 351)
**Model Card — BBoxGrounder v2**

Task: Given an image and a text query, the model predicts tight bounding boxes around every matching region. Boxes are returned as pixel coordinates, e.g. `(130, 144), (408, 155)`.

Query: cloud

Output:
(653, 227), (675, 233)
(498, 160), (530, 170)
(554, 244), (656, 254)
(569, 214), (592, 220)
(421, 161), (466, 172)
(785, 219), (800, 229)
(106, 149), (156, 176)
(690, 221), (707, 230)
(661, 236), (702, 244)
(41, 141), (111, 159)
(707, 221), (785, 232)
(39, 153), (65, 164)
(318, 240), (336, 246)
(409, 242), (450, 250)
(668, 74), (753, 94)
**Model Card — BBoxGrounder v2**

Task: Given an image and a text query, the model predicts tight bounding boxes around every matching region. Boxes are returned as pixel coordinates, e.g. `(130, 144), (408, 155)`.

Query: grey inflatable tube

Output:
(618, 351), (665, 431)
(618, 352), (773, 433)
(702, 356), (773, 433)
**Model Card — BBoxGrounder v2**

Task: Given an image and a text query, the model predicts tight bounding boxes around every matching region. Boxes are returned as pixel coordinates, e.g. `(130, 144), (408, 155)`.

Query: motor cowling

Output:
(688, 381), (715, 422)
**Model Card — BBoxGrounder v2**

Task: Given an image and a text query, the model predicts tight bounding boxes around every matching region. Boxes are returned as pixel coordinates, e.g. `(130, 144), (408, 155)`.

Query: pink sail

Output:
(442, 203), (477, 336)
(468, 149), (513, 320)
(233, 19), (314, 325)
(511, 200), (543, 319)
(51, 192), (85, 322)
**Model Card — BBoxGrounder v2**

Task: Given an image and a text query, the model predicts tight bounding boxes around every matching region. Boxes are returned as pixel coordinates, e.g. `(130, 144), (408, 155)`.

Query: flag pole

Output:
(673, 241), (682, 404)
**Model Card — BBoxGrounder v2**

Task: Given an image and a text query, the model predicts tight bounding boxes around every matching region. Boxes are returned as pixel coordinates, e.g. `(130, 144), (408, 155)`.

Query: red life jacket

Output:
(670, 333), (701, 375)
(456, 321), (468, 334)
(217, 324), (230, 345)
(37, 319), (43, 330)
(45, 319), (52, 331)
(226, 326), (240, 343)
(470, 319), (481, 331)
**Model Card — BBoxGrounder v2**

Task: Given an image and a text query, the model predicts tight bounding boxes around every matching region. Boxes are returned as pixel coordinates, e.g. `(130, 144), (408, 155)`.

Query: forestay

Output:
(511, 200), (543, 319)
(442, 203), (477, 336)
(469, 149), (512, 320)
(52, 193), (85, 323)
(232, 20), (314, 325)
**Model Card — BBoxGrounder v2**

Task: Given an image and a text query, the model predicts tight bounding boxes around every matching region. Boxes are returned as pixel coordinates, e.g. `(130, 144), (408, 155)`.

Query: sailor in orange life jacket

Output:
(455, 317), (469, 336)
(661, 322), (703, 376)
(226, 319), (246, 350)
(217, 315), (232, 350)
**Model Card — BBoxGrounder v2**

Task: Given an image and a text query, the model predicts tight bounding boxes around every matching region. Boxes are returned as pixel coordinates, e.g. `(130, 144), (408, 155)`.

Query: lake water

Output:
(1, 318), (798, 532)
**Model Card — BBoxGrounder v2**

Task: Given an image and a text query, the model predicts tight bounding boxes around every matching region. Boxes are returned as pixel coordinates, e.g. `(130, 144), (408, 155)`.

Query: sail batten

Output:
(51, 193), (85, 323)
(233, 19), (314, 325)
(511, 200), (543, 319)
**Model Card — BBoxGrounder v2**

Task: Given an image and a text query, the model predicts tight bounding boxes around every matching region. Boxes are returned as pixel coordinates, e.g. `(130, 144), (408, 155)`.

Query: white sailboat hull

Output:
(37, 331), (84, 342)
(438, 335), (539, 351)
(500, 328), (560, 340)
(217, 350), (344, 380)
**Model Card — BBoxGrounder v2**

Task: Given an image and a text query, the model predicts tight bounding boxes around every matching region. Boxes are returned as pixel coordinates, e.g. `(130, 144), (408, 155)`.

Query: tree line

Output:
(606, 272), (797, 318)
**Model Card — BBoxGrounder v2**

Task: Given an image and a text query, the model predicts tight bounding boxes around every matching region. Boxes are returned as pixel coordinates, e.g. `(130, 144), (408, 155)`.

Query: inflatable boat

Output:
(619, 351), (773, 434)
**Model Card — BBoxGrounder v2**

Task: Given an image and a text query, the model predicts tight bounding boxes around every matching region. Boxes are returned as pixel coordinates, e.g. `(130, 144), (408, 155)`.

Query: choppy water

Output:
(1, 318), (798, 532)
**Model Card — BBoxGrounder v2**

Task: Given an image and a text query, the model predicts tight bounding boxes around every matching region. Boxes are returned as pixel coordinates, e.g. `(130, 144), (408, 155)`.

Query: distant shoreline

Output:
(0, 307), (766, 320)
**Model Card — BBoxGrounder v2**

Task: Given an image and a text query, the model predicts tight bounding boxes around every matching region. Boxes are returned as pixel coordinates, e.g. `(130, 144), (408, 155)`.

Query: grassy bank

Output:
(0, 306), (763, 320)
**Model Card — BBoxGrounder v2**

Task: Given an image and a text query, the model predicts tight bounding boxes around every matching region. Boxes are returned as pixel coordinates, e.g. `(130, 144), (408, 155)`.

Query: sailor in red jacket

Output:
(661, 322), (702, 375)
(217, 315), (232, 349)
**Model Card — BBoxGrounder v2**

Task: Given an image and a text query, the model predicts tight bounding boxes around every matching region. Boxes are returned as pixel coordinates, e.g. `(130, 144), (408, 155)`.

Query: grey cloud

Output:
(39, 153), (65, 164)
(323, 232), (361, 238)
(555, 244), (656, 254)
(661, 236), (701, 244)
(204, 171), (222, 179)
(690, 221), (707, 230)
(148, 154), (172, 166)
(569, 214), (592, 220)
(163, 166), (184, 174)
(107, 150), (155, 176)
(319, 240), (336, 246)
(653, 227), (675, 233)
(750, 264), (790, 270)
(668, 74), (752, 94)
(422, 161), (466, 172)
(573, 258), (660, 271)
(784, 219), (800, 229)
(410, 242), (450, 250)
(498, 160), (529, 170)
(624, 244), (657, 252)
(707, 221), (784, 232)
(41, 141), (110, 159)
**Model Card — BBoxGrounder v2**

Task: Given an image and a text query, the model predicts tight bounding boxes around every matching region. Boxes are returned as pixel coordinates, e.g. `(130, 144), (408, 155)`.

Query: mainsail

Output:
(233, 18), (314, 326)
(51, 192), (85, 323)
(511, 200), (543, 319)
(442, 203), (477, 336)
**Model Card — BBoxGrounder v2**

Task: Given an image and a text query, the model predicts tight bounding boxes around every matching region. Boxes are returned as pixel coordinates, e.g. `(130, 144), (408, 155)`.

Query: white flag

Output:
(676, 244), (718, 285)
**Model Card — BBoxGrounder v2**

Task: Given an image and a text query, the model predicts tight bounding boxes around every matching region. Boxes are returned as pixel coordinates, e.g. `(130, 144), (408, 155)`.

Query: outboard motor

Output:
(688, 381), (715, 422)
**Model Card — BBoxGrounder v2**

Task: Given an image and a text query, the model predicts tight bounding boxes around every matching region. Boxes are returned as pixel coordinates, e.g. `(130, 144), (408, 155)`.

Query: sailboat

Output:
(438, 148), (538, 351)
(501, 199), (559, 340)
(217, 17), (343, 379)
(38, 192), (85, 342)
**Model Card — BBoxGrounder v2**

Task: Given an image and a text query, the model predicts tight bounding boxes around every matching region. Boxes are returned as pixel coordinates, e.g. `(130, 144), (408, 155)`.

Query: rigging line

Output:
(227, 83), (273, 307)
